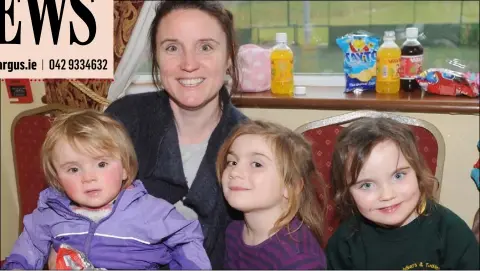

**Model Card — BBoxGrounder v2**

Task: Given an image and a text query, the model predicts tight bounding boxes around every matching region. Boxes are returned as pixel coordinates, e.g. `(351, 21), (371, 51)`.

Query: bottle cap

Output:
(294, 86), (306, 96)
(384, 31), (396, 40)
(406, 27), (419, 39)
(276, 32), (287, 43)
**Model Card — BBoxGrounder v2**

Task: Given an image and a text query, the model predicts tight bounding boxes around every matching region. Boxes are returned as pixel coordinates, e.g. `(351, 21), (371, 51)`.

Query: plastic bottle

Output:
(376, 31), (401, 94)
(400, 27), (424, 92)
(271, 32), (294, 96)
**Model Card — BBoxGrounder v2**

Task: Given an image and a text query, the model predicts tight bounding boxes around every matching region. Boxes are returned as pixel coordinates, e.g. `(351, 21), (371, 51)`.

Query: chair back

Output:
(12, 105), (73, 233)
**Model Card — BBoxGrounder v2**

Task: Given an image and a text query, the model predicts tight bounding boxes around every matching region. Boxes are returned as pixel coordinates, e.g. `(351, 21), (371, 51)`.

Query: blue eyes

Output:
(360, 183), (373, 190)
(358, 171), (407, 190)
(394, 172), (406, 180)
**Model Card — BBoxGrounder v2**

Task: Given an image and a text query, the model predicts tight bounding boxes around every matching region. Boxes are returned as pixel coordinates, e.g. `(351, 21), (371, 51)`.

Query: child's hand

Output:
(48, 247), (57, 270)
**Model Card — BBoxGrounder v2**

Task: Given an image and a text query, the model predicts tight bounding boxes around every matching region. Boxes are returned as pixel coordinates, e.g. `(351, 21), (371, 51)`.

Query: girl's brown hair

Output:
(216, 120), (326, 244)
(331, 117), (438, 221)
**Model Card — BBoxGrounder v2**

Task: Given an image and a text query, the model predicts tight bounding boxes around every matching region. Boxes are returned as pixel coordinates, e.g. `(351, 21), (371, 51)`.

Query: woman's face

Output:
(156, 8), (230, 110)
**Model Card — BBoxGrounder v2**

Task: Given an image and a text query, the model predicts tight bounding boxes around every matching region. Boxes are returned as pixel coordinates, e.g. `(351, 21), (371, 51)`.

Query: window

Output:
(134, 1), (479, 84)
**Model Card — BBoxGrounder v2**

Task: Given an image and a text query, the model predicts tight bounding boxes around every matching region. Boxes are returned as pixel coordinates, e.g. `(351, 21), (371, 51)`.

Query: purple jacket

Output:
(2, 180), (211, 270)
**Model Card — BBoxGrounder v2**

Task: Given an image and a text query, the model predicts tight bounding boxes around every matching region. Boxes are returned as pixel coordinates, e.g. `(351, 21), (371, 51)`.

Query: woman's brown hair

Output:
(216, 120), (326, 244)
(149, 0), (239, 100)
(331, 117), (438, 221)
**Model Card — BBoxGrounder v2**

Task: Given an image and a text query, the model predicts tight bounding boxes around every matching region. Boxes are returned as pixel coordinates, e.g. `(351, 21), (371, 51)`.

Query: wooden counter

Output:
(232, 87), (479, 115)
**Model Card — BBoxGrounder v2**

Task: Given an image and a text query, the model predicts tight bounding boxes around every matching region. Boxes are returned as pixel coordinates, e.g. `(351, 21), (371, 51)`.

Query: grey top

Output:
(174, 139), (209, 219)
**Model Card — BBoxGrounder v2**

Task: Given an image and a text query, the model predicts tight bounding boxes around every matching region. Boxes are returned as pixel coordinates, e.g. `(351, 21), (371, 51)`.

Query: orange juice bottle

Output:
(271, 32), (294, 96)
(376, 31), (401, 94)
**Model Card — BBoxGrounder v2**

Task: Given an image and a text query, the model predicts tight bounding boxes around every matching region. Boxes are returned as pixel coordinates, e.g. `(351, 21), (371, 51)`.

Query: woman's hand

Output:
(47, 247), (57, 270)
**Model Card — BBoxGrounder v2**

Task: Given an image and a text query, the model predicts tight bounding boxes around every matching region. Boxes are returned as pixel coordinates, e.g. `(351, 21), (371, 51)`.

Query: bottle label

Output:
(376, 57), (400, 82)
(271, 59), (293, 82)
(400, 55), (423, 79)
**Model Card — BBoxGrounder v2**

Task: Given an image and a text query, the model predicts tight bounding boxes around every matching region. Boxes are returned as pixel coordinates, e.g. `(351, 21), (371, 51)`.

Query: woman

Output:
(49, 0), (247, 269)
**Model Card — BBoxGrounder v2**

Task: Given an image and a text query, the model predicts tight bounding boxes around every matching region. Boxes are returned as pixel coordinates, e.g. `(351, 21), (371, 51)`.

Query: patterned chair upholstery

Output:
(295, 111), (445, 247)
(3, 106), (73, 271)
(11, 105), (72, 234)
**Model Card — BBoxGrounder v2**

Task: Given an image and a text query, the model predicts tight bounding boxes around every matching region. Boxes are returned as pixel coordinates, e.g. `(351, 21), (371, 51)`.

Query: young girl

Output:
(216, 120), (327, 270)
(326, 117), (479, 270)
(2, 110), (211, 270)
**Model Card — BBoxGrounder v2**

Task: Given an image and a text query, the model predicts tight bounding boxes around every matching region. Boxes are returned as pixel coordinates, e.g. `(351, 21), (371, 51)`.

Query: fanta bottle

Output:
(376, 31), (401, 94)
(271, 32), (294, 96)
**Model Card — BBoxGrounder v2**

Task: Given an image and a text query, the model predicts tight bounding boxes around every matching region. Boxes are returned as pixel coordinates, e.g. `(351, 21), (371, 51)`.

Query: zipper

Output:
(47, 193), (124, 258)
(83, 223), (97, 256)
(83, 200), (122, 256)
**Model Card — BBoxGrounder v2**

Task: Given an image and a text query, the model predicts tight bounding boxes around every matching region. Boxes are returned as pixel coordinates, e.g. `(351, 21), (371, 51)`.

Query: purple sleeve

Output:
(2, 209), (51, 270)
(147, 201), (211, 270)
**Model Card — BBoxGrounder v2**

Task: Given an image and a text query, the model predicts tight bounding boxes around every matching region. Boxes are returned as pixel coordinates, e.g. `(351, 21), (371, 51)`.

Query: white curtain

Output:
(107, 2), (157, 101)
